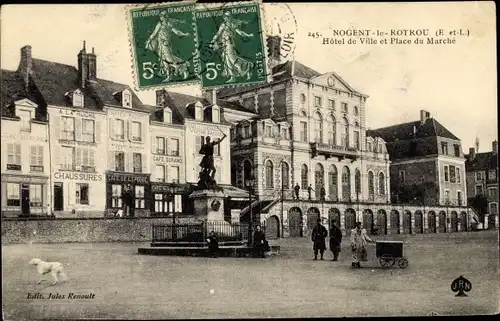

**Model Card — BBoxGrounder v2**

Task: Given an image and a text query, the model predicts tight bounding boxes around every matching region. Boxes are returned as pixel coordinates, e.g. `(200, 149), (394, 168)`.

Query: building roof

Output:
(1, 70), (28, 118)
(465, 152), (498, 172)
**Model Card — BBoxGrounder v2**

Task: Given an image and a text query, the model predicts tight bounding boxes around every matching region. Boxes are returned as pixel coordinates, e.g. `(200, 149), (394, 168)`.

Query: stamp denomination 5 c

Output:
(127, 2), (198, 89)
(194, 2), (269, 88)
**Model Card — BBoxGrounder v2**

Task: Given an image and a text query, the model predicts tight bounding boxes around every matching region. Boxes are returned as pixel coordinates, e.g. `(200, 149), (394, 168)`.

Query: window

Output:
(476, 172), (483, 181)
(378, 172), (386, 195)
(164, 109), (172, 123)
(114, 119), (125, 140)
(169, 138), (179, 156)
(488, 187), (498, 199)
(454, 144), (461, 157)
(170, 166), (180, 183)
(281, 162), (290, 189)
(328, 99), (335, 110)
(368, 171), (375, 197)
(6, 183), (20, 206)
(29, 146), (44, 172)
(214, 142), (221, 156)
(135, 186), (145, 208)
(300, 121), (308, 142)
(341, 102), (348, 113)
(314, 96), (322, 107)
(123, 92), (131, 108)
(111, 184), (122, 208)
(456, 167), (461, 183)
(354, 106), (359, 116)
(7, 143), (21, 170)
(156, 137), (165, 154)
(81, 149), (95, 171)
(29, 184), (43, 207)
(196, 136), (205, 155)
(61, 116), (75, 140)
(265, 160), (274, 188)
(301, 164), (308, 189)
(18, 109), (32, 132)
(61, 146), (75, 170)
(449, 166), (456, 183)
(367, 142), (373, 152)
(445, 190), (451, 204)
(341, 117), (349, 148)
(195, 105), (203, 120)
(133, 153), (142, 173)
(281, 127), (289, 140)
(76, 183), (89, 205)
(300, 93), (306, 104)
(457, 191), (463, 206)
(399, 170), (405, 183)
(299, 110), (307, 117)
(475, 185), (483, 195)
(488, 169), (497, 180)
(244, 125), (250, 138)
(490, 203), (498, 215)
(156, 165), (166, 182)
(265, 125), (273, 137)
(82, 119), (95, 142)
(131, 121), (142, 142)
(212, 107), (220, 123)
(115, 152), (125, 172)
(355, 169), (361, 194)
(444, 165), (449, 182)
(314, 112), (323, 143)
(73, 91), (83, 107)
(354, 131), (360, 150)
(441, 142), (448, 155)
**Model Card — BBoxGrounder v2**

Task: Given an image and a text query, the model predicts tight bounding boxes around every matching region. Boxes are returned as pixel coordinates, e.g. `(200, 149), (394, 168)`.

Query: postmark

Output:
(194, 2), (269, 88)
(127, 2), (198, 90)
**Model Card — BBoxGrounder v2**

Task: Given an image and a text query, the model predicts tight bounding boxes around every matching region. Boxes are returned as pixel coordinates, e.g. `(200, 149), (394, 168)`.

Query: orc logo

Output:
(211, 200), (221, 211)
(451, 275), (472, 297)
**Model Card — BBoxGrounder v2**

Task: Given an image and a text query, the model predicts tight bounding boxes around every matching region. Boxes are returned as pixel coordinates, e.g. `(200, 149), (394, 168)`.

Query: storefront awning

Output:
(220, 185), (249, 199)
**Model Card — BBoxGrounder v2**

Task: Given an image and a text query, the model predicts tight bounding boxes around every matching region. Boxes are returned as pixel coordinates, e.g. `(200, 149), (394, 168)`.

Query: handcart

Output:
(376, 240), (408, 269)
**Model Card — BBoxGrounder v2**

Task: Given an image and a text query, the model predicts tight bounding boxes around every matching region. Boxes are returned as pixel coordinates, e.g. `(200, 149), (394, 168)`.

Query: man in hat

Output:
(329, 220), (343, 261)
(350, 222), (374, 268)
(311, 218), (328, 260)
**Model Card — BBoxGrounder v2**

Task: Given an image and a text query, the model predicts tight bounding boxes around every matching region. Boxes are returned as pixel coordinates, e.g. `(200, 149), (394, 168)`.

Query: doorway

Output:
(54, 182), (64, 211)
(21, 184), (30, 215)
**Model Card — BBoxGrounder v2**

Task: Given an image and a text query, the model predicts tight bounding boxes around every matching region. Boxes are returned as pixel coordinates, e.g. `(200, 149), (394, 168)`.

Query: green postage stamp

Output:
(194, 2), (269, 88)
(127, 2), (198, 89)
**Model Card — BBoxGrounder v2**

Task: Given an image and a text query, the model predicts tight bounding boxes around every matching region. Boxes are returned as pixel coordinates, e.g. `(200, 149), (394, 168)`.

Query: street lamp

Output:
(245, 176), (255, 247)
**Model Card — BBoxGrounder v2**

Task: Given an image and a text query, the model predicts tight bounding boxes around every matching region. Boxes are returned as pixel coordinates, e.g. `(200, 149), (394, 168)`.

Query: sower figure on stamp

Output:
(210, 11), (254, 83)
(311, 218), (328, 260)
(145, 11), (190, 81)
(199, 134), (227, 182)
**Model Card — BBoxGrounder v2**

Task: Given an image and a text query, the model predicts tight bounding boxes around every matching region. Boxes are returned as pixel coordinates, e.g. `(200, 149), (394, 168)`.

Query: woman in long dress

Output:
(211, 11), (255, 83)
(350, 222), (375, 268)
(145, 11), (190, 81)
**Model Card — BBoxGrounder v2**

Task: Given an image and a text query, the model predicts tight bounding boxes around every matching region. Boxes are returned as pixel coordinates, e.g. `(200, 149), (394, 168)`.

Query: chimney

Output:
(267, 35), (281, 69)
(19, 45), (33, 91)
(202, 89), (217, 105)
(87, 46), (97, 82)
(492, 140), (498, 154)
(420, 110), (430, 124)
(469, 147), (476, 159)
(78, 41), (88, 88)
(156, 89), (166, 107)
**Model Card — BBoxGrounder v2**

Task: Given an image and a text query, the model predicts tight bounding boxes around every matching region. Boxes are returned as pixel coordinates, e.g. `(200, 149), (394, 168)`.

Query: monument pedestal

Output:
(189, 189), (226, 222)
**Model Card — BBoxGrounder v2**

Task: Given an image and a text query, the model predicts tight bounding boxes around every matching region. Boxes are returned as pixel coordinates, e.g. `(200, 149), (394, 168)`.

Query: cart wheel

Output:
(379, 254), (395, 268)
(398, 258), (409, 269)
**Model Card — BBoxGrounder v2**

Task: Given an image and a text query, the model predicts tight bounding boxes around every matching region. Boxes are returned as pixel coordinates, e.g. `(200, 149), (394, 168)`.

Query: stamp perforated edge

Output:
(125, 1), (201, 91)
(192, 1), (272, 90)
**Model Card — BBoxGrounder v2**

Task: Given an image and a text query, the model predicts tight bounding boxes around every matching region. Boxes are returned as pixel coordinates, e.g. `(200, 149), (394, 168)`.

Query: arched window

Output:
(378, 172), (386, 195)
(341, 166), (351, 201)
(355, 169), (361, 194)
(314, 112), (323, 143)
(354, 121), (360, 150)
(301, 164), (308, 189)
(243, 160), (252, 183)
(354, 106), (359, 116)
(328, 115), (336, 145)
(368, 171), (375, 198)
(300, 110), (307, 117)
(328, 165), (338, 201)
(281, 162), (290, 189)
(341, 117), (349, 148)
(314, 163), (325, 198)
(265, 160), (274, 189)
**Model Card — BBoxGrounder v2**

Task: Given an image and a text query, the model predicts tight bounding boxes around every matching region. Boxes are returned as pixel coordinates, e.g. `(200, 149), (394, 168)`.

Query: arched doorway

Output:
(328, 165), (338, 201)
(363, 209), (374, 234)
(403, 210), (412, 234)
(390, 210), (400, 234)
(345, 208), (356, 235)
(314, 163), (325, 200)
(414, 211), (423, 234)
(428, 211), (436, 233)
(328, 208), (341, 228)
(450, 211), (458, 232)
(288, 207), (303, 237)
(266, 215), (280, 239)
(341, 166), (351, 202)
(459, 211), (467, 231)
(307, 207), (321, 230)
(377, 209), (387, 235)
(438, 211), (446, 233)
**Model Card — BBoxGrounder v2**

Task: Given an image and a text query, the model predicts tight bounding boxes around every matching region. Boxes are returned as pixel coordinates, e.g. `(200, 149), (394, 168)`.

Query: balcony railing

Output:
(310, 142), (358, 160)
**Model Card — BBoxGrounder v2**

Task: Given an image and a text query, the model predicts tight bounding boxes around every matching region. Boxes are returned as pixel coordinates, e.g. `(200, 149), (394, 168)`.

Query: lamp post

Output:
(245, 176), (255, 247)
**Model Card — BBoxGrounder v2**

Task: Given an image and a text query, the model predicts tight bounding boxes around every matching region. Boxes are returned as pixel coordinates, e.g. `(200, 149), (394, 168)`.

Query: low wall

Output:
(1, 217), (201, 244)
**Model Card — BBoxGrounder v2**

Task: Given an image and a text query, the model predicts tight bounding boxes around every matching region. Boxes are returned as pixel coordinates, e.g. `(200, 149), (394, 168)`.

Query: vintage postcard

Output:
(1, 2), (498, 320)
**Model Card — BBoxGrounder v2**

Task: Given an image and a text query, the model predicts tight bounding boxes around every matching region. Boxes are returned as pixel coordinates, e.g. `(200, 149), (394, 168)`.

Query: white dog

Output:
(29, 258), (67, 285)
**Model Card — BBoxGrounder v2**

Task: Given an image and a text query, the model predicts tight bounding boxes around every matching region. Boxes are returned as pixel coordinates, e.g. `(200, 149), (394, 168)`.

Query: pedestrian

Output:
(253, 225), (269, 258)
(294, 183), (300, 200)
(207, 231), (219, 258)
(311, 218), (328, 260)
(350, 222), (375, 268)
(308, 184), (314, 201)
(329, 220), (342, 261)
(320, 187), (326, 202)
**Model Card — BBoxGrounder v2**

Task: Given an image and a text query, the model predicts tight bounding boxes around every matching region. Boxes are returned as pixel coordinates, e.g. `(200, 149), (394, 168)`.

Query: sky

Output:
(1, 2), (497, 152)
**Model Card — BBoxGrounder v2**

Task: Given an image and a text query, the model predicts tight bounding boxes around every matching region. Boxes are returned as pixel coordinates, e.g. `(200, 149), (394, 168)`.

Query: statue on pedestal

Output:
(197, 134), (227, 190)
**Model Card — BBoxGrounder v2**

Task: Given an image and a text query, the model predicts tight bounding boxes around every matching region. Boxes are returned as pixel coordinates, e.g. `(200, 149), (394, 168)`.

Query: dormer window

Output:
(18, 109), (32, 132)
(212, 105), (220, 123)
(73, 89), (84, 108)
(163, 108), (172, 124)
(122, 90), (132, 108)
(194, 102), (203, 121)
